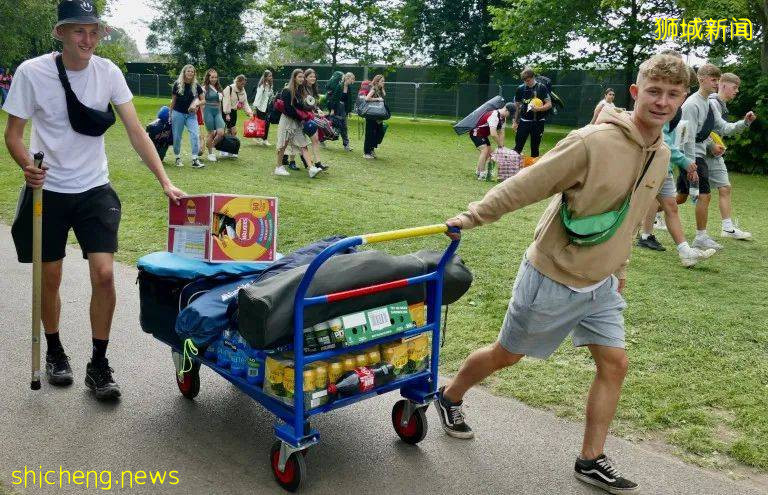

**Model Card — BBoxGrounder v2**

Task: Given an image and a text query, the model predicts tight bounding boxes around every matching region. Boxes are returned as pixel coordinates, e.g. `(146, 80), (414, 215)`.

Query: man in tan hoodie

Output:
(436, 54), (690, 494)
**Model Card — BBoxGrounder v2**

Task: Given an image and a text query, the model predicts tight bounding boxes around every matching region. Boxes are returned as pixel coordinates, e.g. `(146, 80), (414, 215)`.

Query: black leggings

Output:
(514, 120), (545, 157)
(364, 118), (383, 154)
(256, 109), (270, 139)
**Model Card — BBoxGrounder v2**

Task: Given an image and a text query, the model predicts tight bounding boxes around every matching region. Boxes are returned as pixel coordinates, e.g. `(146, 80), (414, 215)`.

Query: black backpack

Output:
(533, 75), (564, 116)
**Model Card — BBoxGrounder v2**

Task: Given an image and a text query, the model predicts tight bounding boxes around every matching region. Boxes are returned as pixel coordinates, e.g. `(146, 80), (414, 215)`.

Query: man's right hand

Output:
(445, 218), (462, 240)
(686, 162), (697, 174)
(687, 170), (699, 183)
(511, 122), (518, 131)
(24, 163), (47, 189)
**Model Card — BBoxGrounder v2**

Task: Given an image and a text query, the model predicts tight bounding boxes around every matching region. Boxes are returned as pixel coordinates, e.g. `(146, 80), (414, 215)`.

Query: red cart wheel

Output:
(392, 399), (428, 444)
(175, 361), (200, 399)
(270, 441), (306, 492)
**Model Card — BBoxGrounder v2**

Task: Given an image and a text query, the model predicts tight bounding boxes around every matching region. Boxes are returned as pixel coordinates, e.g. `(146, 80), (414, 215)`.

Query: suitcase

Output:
(215, 135), (241, 154)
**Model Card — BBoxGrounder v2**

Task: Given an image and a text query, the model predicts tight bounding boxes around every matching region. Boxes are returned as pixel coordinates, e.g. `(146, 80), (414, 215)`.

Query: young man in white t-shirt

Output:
(3, 1), (184, 400)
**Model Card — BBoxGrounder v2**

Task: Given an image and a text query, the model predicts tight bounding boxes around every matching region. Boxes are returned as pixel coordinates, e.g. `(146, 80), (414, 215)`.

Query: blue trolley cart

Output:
(166, 224), (460, 491)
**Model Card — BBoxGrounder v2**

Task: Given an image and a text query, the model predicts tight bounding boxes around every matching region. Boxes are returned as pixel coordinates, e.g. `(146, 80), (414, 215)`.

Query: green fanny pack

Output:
(561, 151), (656, 247)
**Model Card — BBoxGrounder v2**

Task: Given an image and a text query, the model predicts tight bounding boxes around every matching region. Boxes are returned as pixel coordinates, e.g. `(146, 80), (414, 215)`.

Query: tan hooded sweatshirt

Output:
(451, 106), (670, 288)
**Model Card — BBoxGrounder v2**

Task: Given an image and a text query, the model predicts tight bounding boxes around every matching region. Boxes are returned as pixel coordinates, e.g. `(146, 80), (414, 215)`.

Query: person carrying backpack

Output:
(512, 67), (551, 159)
(470, 102), (515, 180)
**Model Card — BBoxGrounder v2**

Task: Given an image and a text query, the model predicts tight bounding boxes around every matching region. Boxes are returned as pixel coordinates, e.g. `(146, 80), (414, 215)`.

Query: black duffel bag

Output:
(215, 135), (241, 154)
(237, 249), (472, 349)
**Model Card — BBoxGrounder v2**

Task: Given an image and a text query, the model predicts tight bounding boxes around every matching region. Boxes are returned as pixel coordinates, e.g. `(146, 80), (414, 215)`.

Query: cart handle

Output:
(360, 224), (448, 245)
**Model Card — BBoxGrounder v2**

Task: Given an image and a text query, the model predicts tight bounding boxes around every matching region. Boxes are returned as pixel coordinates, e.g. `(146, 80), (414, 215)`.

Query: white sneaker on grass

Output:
(721, 227), (752, 240)
(207, 153), (217, 162)
(308, 165), (321, 178)
(679, 247), (716, 267)
(654, 212), (667, 231)
(191, 158), (204, 169)
(175, 157), (183, 167)
(363, 153), (375, 159)
(477, 171), (487, 181)
(274, 166), (290, 176)
(692, 235), (724, 251)
(263, 140), (271, 146)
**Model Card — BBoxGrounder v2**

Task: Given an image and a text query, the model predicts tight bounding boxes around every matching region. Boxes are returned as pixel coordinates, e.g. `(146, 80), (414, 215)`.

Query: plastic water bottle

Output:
(689, 181), (699, 204)
(216, 331), (231, 368)
(229, 333), (247, 377)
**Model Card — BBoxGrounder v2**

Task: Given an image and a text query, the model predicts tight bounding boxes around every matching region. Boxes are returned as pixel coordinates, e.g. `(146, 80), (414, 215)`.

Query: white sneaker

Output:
(230, 154), (239, 159)
(477, 171), (487, 181)
(363, 154), (375, 159)
(175, 157), (183, 167)
(220, 151), (230, 158)
(191, 158), (205, 169)
(207, 153), (217, 162)
(254, 138), (263, 145)
(721, 227), (752, 240)
(263, 140), (271, 146)
(692, 235), (724, 251)
(654, 212), (667, 231)
(680, 247), (716, 267)
(273, 166), (290, 176)
(308, 165), (321, 178)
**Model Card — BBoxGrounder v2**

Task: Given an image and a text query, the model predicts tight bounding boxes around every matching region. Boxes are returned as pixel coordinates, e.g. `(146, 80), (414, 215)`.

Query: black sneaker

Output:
(85, 359), (121, 400)
(46, 350), (73, 386)
(574, 454), (638, 494)
(288, 161), (300, 171)
(434, 386), (474, 439)
(637, 234), (666, 251)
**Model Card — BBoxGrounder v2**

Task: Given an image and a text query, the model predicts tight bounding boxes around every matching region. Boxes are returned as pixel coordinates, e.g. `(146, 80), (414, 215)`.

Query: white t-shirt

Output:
(3, 53), (133, 193)
(486, 110), (501, 130)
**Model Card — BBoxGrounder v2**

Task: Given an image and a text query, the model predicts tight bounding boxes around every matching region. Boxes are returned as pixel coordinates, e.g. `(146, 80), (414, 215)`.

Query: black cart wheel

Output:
(175, 361), (200, 399)
(270, 441), (306, 492)
(392, 399), (428, 444)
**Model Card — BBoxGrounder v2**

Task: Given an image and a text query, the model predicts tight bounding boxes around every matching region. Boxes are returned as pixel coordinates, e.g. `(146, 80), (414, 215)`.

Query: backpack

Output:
(533, 75), (564, 116)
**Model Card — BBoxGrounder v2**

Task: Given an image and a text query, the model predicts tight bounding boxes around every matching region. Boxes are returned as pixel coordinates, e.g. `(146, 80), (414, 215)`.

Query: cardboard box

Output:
(168, 194), (277, 262)
(341, 301), (414, 346)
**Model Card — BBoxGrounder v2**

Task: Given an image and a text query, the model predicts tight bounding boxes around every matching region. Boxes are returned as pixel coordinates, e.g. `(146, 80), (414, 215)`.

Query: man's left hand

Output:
(745, 111), (757, 123)
(164, 183), (186, 205)
(712, 144), (725, 157)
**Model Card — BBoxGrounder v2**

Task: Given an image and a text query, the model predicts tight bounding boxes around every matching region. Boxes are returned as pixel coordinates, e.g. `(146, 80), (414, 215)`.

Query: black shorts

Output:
(11, 184), (121, 263)
(470, 133), (490, 148)
(223, 109), (238, 129)
(676, 157), (710, 195)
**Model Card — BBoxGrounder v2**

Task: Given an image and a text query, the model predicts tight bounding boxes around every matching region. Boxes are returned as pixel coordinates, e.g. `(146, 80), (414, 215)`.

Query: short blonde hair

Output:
(637, 54), (690, 87)
(720, 72), (740, 85)
(697, 63), (721, 79)
(520, 67), (535, 79)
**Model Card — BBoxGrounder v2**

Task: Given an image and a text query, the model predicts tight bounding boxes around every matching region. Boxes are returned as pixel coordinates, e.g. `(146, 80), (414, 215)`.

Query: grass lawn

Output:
(1, 96), (767, 474)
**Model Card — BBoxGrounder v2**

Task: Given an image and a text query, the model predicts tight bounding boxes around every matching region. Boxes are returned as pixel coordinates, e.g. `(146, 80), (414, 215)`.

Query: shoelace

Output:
(596, 457), (623, 478)
(449, 403), (466, 425)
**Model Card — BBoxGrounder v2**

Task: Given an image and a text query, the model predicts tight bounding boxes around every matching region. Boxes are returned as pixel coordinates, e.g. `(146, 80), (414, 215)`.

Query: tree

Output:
(258, 0), (402, 67)
(679, 0), (767, 75)
(490, 0), (681, 91)
(146, 0), (257, 75)
(100, 27), (142, 62)
(0, 0), (109, 69)
(400, 0), (504, 86)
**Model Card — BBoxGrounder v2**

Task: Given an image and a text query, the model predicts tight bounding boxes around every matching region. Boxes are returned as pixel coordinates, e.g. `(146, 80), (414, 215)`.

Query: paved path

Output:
(0, 225), (765, 494)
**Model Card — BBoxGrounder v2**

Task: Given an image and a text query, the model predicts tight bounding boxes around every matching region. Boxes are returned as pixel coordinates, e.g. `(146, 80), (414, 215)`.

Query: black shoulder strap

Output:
(634, 151), (657, 191)
(54, 54), (73, 94)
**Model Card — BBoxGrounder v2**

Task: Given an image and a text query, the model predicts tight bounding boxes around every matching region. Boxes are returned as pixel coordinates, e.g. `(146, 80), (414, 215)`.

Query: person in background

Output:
(301, 68), (330, 170)
(590, 88), (615, 124)
(170, 64), (204, 168)
(221, 74), (253, 157)
(512, 67), (551, 159)
(274, 69), (322, 178)
(252, 69), (275, 146)
(469, 102), (515, 180)
(201, 68), (225, 162)
(328, 71), (355, 151)
(0, 69), (11, 107)
(363, 74), (386, 159)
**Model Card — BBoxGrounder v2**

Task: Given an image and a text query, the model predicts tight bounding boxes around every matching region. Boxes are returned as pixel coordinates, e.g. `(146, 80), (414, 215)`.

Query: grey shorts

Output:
(658, 172), (677, 199)
(708, 160), (730, 189)
(498, 258), (628, 359)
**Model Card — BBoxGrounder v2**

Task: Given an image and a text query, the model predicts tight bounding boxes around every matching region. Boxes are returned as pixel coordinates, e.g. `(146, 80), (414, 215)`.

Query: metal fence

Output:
(126, 73), (627, 127)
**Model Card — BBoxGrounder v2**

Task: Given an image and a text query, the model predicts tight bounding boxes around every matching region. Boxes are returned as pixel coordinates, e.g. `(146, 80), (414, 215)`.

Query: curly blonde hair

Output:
(637, 54), (690, 87)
